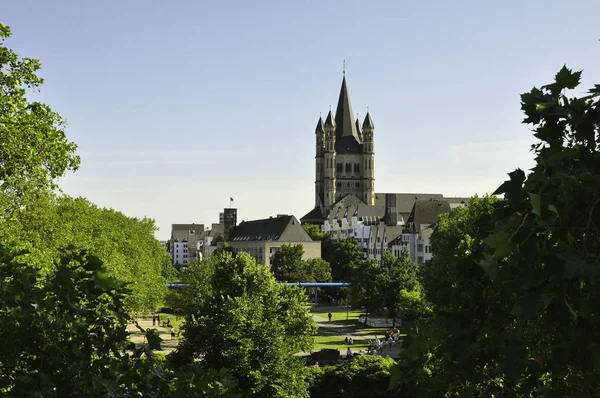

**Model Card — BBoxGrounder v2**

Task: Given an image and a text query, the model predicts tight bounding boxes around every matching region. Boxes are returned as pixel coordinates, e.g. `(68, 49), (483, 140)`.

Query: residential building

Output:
(389, 200), (453, 264)
(227, 215), (321, 268)
(169, 223), (203, 267)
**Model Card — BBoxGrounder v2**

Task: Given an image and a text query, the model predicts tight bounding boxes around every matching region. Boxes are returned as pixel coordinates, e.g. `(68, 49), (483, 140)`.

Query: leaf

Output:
(548, 204), (559, 217)
(564, 296), (577, 321)
(529, 193), (541, 215)
(485, 230), (512, 258)
(555, 65), (582, 90)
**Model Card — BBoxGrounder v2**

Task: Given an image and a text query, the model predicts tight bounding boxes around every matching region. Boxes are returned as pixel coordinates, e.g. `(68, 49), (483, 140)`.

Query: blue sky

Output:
(3, 1), (600, 239)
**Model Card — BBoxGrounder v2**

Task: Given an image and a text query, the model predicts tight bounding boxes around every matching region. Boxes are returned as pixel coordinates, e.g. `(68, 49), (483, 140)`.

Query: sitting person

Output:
(344, 336), (349, 344)
(349, 337), (354, 345)
(346, 347), (353, 358)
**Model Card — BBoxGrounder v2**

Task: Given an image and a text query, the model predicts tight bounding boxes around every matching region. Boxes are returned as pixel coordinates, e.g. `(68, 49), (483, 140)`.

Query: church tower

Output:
(362, 111), (375, 205)
(323, 110), (337, 207)
(313, 73), (376, 212)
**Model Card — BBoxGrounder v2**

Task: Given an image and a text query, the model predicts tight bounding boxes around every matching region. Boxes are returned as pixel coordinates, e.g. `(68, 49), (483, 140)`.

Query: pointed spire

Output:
(355, 114), (362, 136)
(315, 116), (325, 134)
(362, 111), (374, 129)
(334, 75), (359, 141)
(324, 110), (335, 127)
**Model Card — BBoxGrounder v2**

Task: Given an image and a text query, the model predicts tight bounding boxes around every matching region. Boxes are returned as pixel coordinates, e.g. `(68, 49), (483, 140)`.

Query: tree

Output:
(0, 24), (79, 197)
(349, 258), (381, 324)
(302, 257), (332, 282)
(307, 355), (397, 398)
(174, 251), (317, 397)
(380, 251), (421, 325)
(0, 247), (163, 396)
(330, 238), (363, 282)
(393, 67), (600, 396)
(302, 223), (325, 241)
(270, 244), (304, 281)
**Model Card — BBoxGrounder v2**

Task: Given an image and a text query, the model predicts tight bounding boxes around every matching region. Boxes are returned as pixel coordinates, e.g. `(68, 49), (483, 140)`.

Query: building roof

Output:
(300, 207), (325, 224)
(229, 215), (312, 242)
(406, 200), (451, 232)
(363, 112), (374, 129)
(171, 223), (204, 241)
(324, 110), (335, 127)
(315, 116), (325, 134)
(334, 75), (362, 154)
(375, 193), (445, 215)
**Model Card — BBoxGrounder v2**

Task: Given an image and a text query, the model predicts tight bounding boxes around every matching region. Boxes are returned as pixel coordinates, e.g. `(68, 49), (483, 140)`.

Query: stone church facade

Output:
(314, 74), (375, 211)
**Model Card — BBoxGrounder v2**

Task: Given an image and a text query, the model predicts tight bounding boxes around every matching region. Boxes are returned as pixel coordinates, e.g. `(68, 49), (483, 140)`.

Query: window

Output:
(337, 163), (343, 172)
(337, 182), (341, 187)
(345, 163), (351, 173)
(417, 256), (423, 264)
(417, 244), (423, 252)
(356, 182), (360, 188)
(354, 163), (360, 173)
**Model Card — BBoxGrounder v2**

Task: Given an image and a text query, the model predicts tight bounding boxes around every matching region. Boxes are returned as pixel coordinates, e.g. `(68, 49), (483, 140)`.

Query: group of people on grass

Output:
(368, 329), (401, 355)
(152, 314), (177, 339)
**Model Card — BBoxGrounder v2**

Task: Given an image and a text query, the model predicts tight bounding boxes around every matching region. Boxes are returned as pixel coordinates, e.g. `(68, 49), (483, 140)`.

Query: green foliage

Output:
(349, 258), (381, 322)
(394, 67), (600, 396)
(0, 246), (164, 396)
(270, 244), (332, 282)
(271, 244), (305, 280)
(349, 252), (423, 325)
(306, 355), (396, 398)
(302, 223), (326, 241)
(0, 23), (79, 197)
(330, 238), (363, 282)
(303, 257), (332, 282)
(174, 251), (317, 397)
(0, 195), (173, 313)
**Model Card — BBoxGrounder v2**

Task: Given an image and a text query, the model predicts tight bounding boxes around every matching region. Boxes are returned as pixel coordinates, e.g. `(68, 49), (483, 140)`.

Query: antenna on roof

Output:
(343, 59), (346, 76)
(367, 106), (370, 113)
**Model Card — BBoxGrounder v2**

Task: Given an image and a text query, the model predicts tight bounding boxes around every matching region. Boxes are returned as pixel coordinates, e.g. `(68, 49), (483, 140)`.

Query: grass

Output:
(312, 335), (370, 351)
(157, 314), (184, 333)
(313, 309), (363, 324)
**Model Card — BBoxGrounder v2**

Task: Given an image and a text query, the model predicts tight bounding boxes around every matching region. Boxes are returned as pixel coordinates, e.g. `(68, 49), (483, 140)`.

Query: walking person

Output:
(152, 315), (156, 326)
(328, 312), (332, 322)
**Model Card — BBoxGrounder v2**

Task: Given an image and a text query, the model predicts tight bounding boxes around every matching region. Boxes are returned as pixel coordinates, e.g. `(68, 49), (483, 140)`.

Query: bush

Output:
(307, 355), (396, 398)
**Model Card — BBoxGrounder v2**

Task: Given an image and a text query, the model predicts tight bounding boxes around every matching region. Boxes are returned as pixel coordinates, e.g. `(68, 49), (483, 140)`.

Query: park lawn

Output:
(313, 309), (363, 323)
(313, 334), (370, 351)
(159, 314), (184, 333)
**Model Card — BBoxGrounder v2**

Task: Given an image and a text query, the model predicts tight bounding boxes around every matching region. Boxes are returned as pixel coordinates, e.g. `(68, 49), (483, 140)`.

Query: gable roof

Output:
(406, 200), (451, 231)
(229, 215), (312, 242)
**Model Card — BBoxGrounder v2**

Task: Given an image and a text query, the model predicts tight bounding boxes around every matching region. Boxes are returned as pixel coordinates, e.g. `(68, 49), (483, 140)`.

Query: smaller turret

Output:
(355, 116), (363, 142)
(362, 111), (374, 130)
(315, 116), (325, 135)
(324, 110), (336, 129)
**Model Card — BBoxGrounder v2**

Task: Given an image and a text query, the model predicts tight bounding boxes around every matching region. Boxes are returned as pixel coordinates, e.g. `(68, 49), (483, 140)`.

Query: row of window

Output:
(416, 244), (433, 253)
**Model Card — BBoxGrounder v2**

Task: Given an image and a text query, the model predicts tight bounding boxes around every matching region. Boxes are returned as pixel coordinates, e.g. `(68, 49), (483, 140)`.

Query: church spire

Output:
(324, 110), (335, 127)
(363, 111), (374, 129)
(315, 116), (325, 134)
(334, 75), (359, 141)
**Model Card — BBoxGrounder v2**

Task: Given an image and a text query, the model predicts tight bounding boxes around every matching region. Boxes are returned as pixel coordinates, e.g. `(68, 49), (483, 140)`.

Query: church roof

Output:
(363, 112), (374, 129)
(334, 75), (362, 154)
(315, 117), (325, 134)
(324, 110), (335, 127)
(355, 118), (362, 139)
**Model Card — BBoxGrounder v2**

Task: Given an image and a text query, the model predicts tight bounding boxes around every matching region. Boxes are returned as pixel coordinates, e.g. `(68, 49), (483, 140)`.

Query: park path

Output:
(309, 306), (403, 358)
(128, 317), (179, 354)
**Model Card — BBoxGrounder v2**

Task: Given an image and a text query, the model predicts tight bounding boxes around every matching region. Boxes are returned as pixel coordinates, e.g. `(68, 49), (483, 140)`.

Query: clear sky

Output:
(3, 1), (600, 239)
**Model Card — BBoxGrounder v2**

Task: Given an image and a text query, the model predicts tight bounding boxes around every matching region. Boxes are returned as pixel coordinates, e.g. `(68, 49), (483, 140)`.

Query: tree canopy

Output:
(174, 251), (317, 397)
(393, 66), (600, 397)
